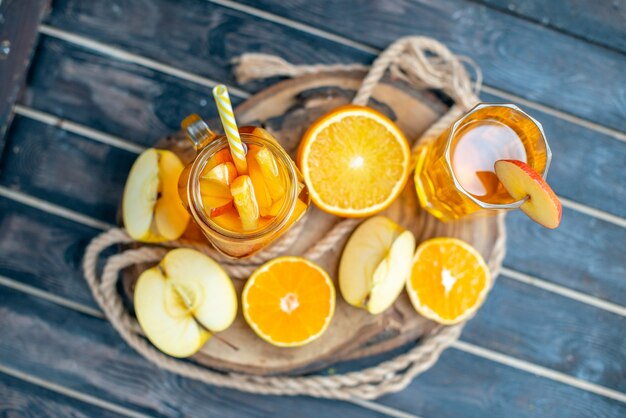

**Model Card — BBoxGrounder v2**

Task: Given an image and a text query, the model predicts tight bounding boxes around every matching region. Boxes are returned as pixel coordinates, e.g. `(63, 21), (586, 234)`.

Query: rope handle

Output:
(82, 36), (504, 400)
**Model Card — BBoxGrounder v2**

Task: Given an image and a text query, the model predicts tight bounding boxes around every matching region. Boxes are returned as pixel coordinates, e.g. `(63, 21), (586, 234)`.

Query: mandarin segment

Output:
(406, 238), (490, 324)
(242, 257), (335, 347)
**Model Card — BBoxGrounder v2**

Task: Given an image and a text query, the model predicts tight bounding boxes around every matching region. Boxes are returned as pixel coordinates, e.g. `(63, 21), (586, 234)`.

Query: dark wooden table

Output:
(1, 0), (625, 416)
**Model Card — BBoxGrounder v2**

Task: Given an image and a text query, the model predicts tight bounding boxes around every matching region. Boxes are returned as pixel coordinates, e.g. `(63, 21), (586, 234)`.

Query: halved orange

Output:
(406, 238), (490, 325)
(298, 105), (411, 217)
(242, 256), (335, 347)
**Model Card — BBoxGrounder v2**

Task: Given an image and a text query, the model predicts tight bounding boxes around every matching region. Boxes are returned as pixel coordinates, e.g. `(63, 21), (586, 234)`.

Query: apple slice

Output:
(230, 175), (259, 231)
(134, 248), (237, 358)
(199, 178), (232, 209)
(154, 151), (192, 240)
(247, 157), (273, 216)
(123, 149), (190, 242)
(339, 216), (416, 314)
(494, 159), (562, 229)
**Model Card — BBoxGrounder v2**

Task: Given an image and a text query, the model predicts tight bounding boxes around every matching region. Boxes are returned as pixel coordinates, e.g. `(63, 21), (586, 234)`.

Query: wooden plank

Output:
(464, 276), (626, 392)
(2, 287), (624, 417)
(22, 36), (243, 148)
(0, 286), (387, 418)
(0, 115), (135, 224)
(476, 0), (626, 52)
(43, 0), (371, 93)
(0, 196), (100, 309)
(1, 196), (624, 394)
(505, 207), (626, 305)
(20, 38), (626, 219)
(0, 371), (122, 418)
(376, 348), (626, 417)
(0, 0), (50, 152)
(225, 0), (626, 133)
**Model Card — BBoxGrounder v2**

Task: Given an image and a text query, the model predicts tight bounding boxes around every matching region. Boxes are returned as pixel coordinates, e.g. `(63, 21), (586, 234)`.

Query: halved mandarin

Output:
(230, 175), (260, 231)
(406, 238), (490, 325)
(298, 105), (411, 217)
(242, 256), (335, 347)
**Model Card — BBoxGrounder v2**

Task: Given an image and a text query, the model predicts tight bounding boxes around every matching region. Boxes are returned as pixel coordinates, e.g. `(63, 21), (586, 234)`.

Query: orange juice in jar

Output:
(179, 116), (309, 258)
(414, 103), (551, 221)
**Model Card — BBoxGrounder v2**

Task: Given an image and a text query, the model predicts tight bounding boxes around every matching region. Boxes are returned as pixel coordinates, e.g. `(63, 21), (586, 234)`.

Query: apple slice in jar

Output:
(230, 175), (260, 231)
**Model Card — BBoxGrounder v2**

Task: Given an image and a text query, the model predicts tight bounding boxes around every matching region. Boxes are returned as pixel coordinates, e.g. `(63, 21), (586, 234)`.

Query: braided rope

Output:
(82, 36), (505, 400)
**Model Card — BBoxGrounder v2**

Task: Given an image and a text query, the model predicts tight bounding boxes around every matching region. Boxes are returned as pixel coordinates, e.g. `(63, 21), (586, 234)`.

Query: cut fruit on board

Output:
(406, 238), (490, 325)
(123, 149), (190, 242)
(242, 257), (335, 348)
(134, 249), (237, 358)
(494, 159), (562, 229)
(297, 105), (411, 217)
(339, 216), (416, 315)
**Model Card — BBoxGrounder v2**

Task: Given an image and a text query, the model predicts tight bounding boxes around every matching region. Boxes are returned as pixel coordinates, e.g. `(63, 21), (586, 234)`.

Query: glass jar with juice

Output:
(414, 103), (551, 221)
(178, 115), (309, 258)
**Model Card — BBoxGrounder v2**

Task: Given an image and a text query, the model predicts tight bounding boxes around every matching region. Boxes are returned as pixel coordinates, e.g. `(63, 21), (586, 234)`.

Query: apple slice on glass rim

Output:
(494, 159), (562, 229)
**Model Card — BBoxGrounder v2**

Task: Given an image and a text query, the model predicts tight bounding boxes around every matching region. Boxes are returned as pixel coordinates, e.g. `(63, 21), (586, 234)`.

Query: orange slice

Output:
(406, 238), (490, 325)
(298, 105), (411, 217)
(242, 256), (335, 347)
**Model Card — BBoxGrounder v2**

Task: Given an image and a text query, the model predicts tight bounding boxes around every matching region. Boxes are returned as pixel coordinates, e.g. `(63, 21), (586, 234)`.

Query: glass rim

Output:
(443, 102), (552, 210)
(187, 133), (299, 239)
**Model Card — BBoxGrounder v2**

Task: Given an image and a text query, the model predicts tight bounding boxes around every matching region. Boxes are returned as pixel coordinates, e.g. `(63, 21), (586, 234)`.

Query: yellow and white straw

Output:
(212, 84), (248, 174)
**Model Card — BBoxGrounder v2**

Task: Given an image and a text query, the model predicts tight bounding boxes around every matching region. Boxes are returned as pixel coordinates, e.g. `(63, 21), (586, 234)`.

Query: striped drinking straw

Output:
(212, 84), (248, 174)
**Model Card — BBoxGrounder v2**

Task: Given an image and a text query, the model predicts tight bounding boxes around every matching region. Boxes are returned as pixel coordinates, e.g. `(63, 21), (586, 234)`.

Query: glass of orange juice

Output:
(179, 116), (309, 258)
(414, 103), (551, 221)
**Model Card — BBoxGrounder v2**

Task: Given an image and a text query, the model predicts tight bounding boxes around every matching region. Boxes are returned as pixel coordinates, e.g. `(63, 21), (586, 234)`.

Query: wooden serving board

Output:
(122, 71), (502, 376)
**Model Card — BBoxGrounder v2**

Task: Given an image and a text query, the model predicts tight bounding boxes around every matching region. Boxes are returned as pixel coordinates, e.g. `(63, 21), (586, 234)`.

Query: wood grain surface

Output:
(229, 0), (626, 133)
(23, 16), (625, 218)
(0, 286), (390, 418)
(2, 193), (625, 392)
(1, 285), (624, 417)
(476, 0), (626, 52)
(0, 372), (121, 418)
(0, 116), (135, 224)
(25, 37), (244, 147)
(0, 0), (50, 152)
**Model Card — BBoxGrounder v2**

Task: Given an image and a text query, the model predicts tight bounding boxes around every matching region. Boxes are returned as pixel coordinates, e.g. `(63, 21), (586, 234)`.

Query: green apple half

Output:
(123, 148), (190, 242)
(339, 216), (416, 314)
(134, 248), (237, 358)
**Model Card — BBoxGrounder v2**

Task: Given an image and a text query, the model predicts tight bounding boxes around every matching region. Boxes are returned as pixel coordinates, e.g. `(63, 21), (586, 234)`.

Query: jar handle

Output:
(181, 114), (217, 151)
